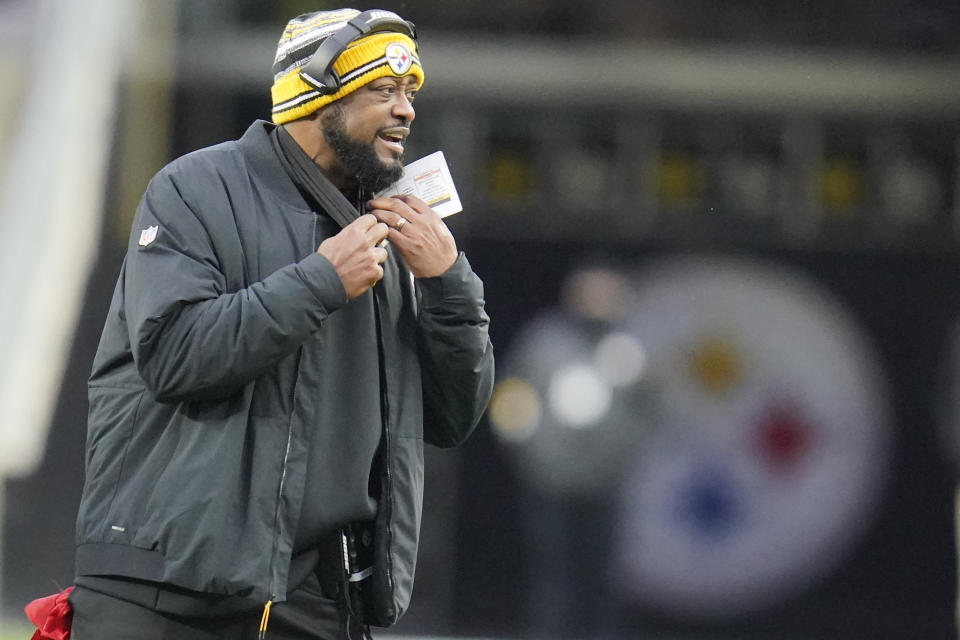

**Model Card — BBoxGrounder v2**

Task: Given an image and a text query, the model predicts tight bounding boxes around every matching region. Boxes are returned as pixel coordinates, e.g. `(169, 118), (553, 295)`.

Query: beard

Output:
(321, 104), (404, 194)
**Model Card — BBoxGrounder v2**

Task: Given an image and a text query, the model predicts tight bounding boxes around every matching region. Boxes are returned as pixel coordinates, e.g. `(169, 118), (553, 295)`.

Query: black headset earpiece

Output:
(299, 10), (417, 95)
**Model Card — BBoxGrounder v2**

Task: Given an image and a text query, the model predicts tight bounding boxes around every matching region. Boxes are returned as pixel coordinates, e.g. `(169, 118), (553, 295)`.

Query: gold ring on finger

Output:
(395, 216), (408, 232)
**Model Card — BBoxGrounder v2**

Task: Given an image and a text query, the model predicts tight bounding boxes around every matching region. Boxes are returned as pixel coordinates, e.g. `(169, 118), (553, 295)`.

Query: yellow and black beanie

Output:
(270, 8), (424, 124)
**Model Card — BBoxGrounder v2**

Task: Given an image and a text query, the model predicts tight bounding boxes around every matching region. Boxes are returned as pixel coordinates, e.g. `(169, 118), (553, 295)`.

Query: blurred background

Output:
(2, 0), (960, 638)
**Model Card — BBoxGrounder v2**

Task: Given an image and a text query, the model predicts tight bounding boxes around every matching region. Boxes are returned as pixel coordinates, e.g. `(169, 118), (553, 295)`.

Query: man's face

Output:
(320, 75), (418, 193)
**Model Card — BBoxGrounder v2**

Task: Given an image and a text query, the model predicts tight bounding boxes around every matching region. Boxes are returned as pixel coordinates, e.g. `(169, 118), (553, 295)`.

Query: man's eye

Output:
(405, 92), (417, 103)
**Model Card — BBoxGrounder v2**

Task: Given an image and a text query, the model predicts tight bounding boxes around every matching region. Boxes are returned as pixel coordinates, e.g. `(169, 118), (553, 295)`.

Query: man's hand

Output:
(317, 214), (390, 299)
(367, 194), (458, 278)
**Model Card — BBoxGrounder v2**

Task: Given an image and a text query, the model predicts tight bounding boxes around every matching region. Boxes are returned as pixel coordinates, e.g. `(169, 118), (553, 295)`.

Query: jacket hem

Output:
(75, 542), (166, 583)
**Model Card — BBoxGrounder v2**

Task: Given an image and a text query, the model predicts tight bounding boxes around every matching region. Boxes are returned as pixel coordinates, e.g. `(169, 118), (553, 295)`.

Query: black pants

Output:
(68, 573), (370, 640)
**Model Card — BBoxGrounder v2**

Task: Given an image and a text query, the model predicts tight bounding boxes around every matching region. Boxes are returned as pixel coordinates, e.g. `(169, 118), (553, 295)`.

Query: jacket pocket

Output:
(77, 385), (147, 542)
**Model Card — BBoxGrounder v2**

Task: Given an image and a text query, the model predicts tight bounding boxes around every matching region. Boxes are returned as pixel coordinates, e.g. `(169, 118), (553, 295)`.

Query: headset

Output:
(299, 10), (418, 95)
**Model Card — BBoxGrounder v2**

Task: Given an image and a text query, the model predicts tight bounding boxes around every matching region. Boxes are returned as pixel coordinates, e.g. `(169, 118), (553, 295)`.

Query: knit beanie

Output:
(270, 8), (424, 124)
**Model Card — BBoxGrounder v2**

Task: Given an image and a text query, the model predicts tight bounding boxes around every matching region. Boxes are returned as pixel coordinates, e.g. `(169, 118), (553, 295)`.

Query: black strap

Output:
(270, 124), (361, 230)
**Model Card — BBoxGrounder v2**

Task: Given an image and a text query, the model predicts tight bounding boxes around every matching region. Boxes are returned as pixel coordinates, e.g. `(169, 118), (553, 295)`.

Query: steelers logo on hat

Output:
(385, 42), (413, 75)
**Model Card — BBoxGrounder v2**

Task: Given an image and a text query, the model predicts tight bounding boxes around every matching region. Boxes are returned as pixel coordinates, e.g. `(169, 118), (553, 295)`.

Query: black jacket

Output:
(74, 120), (494, 623)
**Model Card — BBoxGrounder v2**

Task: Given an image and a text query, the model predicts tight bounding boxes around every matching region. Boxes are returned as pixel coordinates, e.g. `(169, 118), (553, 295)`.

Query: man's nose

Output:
(393, 93), (415, 124)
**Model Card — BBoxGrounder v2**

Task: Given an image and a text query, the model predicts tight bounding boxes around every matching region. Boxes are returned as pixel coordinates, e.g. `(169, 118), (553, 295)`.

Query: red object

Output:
(24, 586), (74, 640)
(754, 403), (814, 473)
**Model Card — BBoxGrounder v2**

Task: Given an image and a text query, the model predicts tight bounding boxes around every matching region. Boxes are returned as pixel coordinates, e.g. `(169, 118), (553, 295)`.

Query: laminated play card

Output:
(377, 150), (463, 217)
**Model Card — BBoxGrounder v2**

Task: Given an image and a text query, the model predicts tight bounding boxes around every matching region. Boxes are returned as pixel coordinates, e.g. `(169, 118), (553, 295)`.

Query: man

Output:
(67, 8), (494, 639)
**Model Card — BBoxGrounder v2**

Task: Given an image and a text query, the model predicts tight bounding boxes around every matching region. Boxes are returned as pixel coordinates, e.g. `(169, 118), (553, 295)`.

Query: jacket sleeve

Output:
(124, 167), (348, 404)
(415, 253), (495, 448)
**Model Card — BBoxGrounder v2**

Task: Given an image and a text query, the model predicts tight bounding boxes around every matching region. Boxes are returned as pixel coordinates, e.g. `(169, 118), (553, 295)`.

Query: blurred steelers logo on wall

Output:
(489, 255), (891, 617)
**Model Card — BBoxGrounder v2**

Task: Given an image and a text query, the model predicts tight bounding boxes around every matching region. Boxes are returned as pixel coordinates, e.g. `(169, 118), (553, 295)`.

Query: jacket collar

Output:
(237, 119), (311, 211)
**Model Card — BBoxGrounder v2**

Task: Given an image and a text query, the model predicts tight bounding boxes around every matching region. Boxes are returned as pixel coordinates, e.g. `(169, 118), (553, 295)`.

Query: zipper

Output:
(258, 600), (273, 639)
(261, 213), (318, 634)
(261, 340), (304, 635)
(363, 185), (397, 605)
(372, 280), (396, 611)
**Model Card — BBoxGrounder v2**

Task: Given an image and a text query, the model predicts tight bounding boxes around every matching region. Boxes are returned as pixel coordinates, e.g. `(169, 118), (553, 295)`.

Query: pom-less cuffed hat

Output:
(270, 8), (424, 124)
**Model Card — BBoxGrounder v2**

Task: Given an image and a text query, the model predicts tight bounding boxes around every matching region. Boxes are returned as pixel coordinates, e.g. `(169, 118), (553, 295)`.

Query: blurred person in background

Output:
(40, 8), (494, 640)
